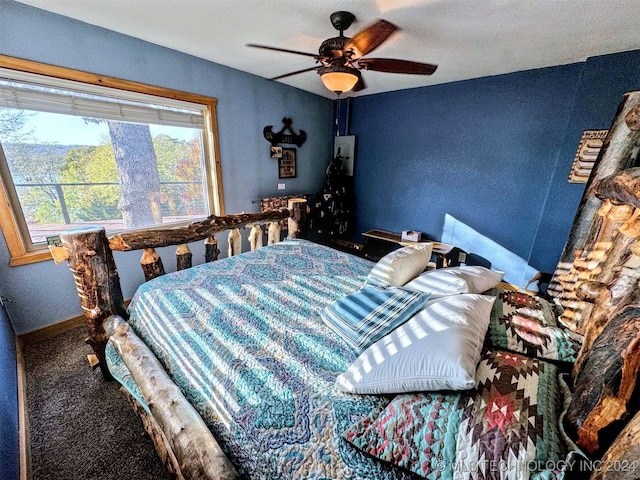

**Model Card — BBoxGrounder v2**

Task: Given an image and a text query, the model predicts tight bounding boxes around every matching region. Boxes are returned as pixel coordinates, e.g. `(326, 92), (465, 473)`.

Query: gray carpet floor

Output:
(24, 325), (172, 480)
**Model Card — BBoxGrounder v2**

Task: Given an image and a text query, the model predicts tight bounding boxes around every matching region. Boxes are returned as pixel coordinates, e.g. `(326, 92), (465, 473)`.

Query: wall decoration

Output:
(568, 130), (608, 183)
(270, 146), (282, 158)
(334, 135), (355, 176)
(278, 148), (296, 178)
(263, 117), (307, 147)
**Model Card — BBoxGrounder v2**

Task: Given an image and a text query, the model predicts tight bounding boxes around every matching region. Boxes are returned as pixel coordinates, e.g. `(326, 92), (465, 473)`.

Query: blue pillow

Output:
(321, 286), (430, 353)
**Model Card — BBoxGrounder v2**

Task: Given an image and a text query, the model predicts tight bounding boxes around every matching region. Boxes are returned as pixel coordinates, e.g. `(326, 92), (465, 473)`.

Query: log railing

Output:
(50, 198), (307, 380)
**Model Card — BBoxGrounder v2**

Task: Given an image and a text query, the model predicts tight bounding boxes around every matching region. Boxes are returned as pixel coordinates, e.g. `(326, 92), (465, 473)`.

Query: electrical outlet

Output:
(278, 183), (285, 190)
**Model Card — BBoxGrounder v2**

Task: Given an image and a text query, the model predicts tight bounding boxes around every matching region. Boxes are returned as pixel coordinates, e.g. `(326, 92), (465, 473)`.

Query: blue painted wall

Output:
(0, 0), (334, 334)
(348, 53), (640, 273)
(349, 65), (582, 269)
(0, 297), (19, 480)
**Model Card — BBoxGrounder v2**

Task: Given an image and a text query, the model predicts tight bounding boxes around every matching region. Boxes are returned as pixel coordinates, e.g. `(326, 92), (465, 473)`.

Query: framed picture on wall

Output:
(334, 135), (355, 176)
(279, 148), (296, 178)
(270, 145), (283, 158)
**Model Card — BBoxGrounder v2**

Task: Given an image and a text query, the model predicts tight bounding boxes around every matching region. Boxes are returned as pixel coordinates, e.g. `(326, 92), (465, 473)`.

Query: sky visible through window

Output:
(13, 110), (195, 145)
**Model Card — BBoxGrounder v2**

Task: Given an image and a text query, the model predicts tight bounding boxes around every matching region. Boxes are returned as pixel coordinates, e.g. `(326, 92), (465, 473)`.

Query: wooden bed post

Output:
(287, 198), (308, 239)
(140, 247), (166, 282)
(50, 226), (127, 380)
(176, 243), (193, 270)
(105, 315), (239, 479)
(204, 236), (220, 262)
(593, 409), (640, 480)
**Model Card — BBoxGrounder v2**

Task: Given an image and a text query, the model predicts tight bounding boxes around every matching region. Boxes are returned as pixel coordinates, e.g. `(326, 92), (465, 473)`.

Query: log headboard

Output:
(546, 91), (640, 469)
(550, 91), (640, 336)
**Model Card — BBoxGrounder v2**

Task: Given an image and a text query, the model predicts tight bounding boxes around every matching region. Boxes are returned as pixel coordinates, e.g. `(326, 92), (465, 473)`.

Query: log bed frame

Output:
(49, 198), (307, 480)
(50, 93), (640, 480)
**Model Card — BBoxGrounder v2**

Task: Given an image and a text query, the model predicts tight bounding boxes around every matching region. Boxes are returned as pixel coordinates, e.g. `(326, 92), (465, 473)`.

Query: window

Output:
(0, 56), (223, 266)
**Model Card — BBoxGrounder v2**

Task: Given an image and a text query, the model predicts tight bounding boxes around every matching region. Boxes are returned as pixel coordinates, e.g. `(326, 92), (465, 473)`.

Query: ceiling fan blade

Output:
(246, 43), (319, 59)
(344, 19), (398, 59)
(270, 66), (321, 81)
(357, 58), (438, 75)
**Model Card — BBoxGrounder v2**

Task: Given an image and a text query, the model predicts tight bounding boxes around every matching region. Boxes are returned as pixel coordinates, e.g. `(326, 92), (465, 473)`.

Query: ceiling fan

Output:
(247, 11), (437, 95)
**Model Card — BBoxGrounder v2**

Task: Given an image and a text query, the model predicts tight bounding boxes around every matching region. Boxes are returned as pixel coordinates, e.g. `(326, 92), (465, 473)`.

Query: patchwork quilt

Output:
(106, 240), (568, 479)
(345, 349), (567, 480)
(107, 240), (415, 479)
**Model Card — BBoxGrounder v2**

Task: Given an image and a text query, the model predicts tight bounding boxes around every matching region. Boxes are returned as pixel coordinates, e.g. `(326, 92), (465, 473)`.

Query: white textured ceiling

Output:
(16, 0), (640, 99)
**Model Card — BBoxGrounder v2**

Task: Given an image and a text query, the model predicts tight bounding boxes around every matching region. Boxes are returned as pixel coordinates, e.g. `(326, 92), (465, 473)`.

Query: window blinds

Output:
(0, 68), (204, 129)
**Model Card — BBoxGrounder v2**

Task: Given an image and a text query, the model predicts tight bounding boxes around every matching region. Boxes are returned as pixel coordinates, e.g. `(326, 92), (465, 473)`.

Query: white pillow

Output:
(366, 243), (433, 287)
(335, 294), (496, 394)
(403, 265), (504, 298)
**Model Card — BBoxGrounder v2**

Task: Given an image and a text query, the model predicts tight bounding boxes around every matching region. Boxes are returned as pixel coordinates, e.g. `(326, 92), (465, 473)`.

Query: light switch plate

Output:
(278, 183), (285, 190)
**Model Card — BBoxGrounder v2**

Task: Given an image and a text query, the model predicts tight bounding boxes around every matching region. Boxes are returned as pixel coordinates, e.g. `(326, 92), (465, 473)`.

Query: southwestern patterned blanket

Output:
(106, 240), (570, 479)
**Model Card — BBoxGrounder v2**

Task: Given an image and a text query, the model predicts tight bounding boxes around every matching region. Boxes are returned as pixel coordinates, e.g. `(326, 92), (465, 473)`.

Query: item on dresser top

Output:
(401, 229), (421, 242)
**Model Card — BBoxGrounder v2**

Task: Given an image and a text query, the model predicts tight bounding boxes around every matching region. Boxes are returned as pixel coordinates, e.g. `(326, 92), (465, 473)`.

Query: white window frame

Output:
(0, 55), (224, 266)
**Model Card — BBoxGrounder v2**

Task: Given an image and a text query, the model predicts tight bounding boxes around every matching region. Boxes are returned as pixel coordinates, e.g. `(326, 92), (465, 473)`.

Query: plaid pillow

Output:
(321, 286), (429, 353)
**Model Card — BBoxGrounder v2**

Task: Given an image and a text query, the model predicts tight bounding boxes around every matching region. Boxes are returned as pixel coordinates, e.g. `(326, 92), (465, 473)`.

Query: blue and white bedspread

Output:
(106, 239), (413, 479)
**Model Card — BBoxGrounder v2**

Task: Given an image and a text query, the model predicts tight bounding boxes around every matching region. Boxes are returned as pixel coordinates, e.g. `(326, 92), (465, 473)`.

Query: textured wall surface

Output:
(349, 52), (640, 273)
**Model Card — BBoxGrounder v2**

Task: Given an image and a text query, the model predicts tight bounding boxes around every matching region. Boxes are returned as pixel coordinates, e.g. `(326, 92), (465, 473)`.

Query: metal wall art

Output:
(568, 130), (608, 183)
(263, 118), (306, 147)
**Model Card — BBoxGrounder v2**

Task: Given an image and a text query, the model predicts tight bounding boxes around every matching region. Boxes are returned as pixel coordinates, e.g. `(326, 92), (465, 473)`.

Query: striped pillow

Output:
(321, 286), (429, 353)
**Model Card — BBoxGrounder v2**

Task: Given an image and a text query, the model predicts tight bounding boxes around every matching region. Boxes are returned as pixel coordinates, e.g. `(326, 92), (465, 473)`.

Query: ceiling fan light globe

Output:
(319, 66), (360, 94)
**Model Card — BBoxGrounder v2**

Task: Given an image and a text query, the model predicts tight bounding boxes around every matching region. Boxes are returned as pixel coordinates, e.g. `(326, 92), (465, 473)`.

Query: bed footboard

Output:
(50, 200), (307, 380)
(105, 315), (238, 480)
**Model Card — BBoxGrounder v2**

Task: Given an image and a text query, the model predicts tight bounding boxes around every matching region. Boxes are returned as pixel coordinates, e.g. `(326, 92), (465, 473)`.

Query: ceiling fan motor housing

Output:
(319, 36), (348, 61)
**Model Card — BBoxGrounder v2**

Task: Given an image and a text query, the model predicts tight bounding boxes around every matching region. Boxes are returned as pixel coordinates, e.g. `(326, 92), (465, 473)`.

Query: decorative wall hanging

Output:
(568, 130), (608, 183)
(278, 148), (297, 178)
(263, 117), (307, 147)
